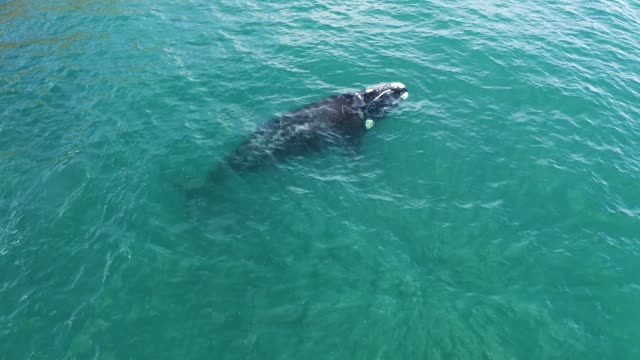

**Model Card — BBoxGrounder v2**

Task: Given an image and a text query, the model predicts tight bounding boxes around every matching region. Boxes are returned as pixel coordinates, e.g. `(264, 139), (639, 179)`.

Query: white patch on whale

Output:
(372, 89), (392, 103)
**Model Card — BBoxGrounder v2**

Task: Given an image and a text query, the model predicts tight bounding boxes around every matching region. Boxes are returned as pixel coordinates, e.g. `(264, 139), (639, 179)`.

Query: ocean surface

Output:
(2, 0), (640, 358)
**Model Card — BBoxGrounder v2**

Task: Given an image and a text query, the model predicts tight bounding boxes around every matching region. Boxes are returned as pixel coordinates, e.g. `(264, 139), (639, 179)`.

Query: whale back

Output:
(224, 93), (365, 173)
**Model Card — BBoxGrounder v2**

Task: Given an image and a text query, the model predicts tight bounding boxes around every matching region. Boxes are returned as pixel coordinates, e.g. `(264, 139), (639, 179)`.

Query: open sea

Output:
(2, 0), (640, 358)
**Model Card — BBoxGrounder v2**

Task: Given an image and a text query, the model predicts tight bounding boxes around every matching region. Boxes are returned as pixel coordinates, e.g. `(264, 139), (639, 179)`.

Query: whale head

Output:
(357, 82), (409, 120)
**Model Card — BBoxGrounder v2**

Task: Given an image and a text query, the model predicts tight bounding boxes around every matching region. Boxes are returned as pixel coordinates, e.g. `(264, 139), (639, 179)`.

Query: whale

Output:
(219, 82), (409, 175)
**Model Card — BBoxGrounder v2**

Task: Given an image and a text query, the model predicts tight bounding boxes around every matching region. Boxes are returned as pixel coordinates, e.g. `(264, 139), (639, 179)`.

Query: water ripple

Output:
(1, 0), (640, 358)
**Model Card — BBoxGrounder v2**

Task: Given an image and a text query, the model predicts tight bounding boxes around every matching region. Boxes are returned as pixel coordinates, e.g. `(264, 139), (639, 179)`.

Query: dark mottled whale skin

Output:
(220, 82), (409, 174)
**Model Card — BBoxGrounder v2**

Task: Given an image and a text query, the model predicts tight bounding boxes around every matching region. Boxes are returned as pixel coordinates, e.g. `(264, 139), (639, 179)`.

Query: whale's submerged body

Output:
(222, 82), (409, 174)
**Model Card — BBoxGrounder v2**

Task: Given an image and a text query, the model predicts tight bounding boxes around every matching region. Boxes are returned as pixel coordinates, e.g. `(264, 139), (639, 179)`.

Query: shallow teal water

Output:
(2, 0), (640, 358)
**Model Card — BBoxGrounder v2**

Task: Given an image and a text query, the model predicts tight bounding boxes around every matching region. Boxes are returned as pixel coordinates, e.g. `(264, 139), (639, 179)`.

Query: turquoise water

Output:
(2, 0), (640, 358)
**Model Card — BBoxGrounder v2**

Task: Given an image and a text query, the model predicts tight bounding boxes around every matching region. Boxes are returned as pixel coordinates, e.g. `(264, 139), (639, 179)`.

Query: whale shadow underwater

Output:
(185, 82), (409, 201)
